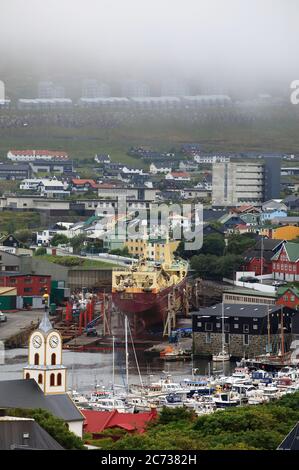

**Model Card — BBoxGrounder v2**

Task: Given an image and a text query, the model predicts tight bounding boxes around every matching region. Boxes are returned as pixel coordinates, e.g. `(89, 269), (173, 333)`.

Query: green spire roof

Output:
(271, 242), (299, 262)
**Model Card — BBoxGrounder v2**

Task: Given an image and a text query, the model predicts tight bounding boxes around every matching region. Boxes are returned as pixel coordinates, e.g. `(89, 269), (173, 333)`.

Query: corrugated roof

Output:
(192, 303), (285, 318)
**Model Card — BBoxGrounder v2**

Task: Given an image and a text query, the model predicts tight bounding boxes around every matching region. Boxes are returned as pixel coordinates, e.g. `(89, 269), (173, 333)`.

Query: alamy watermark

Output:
(0, 80), (5, 101)
(290, 80), (299, 104)
(0, 341), (4, 365)
(97, 197), (203, 251)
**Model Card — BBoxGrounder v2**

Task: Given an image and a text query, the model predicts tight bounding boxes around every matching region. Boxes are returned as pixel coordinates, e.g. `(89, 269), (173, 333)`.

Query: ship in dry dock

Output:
(112, 242), (188, 335)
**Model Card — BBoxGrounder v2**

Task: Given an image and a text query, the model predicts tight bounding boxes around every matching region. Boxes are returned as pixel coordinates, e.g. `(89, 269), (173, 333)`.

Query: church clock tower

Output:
(23, 311), (67, 394)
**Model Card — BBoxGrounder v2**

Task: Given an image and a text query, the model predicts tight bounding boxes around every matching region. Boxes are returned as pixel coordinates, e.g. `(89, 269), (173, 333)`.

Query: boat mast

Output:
(267, 305), (271, 354)
(222, 302), (225, 374)
(125, 316), (129, 393)
(260, 236), (264, 283)
(112, 335), (115, 395)
(280, 306), (284, 357)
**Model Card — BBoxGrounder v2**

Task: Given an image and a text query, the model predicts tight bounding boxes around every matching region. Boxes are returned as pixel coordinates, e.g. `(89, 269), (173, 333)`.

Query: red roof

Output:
(9, 150), (69, 159)
(72, 179), (98, 188)
(171, 172), (190, 177)
(82, 409), (157, 434)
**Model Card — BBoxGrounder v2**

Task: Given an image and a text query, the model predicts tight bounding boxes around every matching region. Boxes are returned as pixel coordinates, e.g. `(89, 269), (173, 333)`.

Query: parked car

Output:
(239, 276), (259, 283)
(272, 280), (288, 287)
(0, 312), (7, 323)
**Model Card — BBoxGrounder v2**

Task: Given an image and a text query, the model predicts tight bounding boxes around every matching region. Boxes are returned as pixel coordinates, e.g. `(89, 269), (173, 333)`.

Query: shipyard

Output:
(0, 0), (299, 459)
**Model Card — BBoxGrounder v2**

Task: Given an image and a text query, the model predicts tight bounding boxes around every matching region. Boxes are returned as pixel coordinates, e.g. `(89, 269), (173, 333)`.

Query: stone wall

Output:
(193, 332), (293, 358)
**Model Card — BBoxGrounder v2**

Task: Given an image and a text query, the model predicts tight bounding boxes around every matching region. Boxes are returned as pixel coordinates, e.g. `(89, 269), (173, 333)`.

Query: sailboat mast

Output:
(280, 306), (284, 357)
(222, 302), (225, 373)
(267, 305), (271, 354)
(112, 335), (115, 395)
(221, 302), (225, 353)
(125, 316), (129, 392)
(260, 236), (264, 283)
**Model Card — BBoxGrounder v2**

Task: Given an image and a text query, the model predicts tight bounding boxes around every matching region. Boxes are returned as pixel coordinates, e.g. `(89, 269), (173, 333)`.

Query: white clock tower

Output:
(23, 310), (67, 394)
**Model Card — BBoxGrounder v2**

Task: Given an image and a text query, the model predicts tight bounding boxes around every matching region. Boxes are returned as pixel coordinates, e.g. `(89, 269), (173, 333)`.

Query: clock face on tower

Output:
(49, 335), (59, 349)
(32, 335), (42, 349)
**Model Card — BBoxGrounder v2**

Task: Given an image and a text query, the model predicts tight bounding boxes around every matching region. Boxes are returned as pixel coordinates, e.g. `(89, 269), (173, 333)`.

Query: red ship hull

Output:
(112, 277), (187, 335)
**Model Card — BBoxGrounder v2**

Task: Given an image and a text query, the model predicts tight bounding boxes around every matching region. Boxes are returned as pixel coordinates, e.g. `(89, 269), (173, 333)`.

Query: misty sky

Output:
(1, 0), (298, 92)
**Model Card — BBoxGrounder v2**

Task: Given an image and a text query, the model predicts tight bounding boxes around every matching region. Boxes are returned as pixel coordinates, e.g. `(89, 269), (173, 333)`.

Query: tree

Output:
(201, 234), (225, 256)
(226, 233), (256, 255)
(69, 234), (86, 254)
(34, 246), (47, 256)
(13, 229), (33, 245)
(110, 247), (131, 257)
(51, 233), (69, 247)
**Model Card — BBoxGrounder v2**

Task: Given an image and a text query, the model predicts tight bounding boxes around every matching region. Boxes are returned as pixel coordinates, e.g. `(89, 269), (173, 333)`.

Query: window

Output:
(243, 334), (249, 346)
(24, 288), (32, 293)
(225, 333), (230, 345)
(205, 323), (212, 332)
(206, 332), (211, 343)
(216, 323), (221, 328)
(253, 325), (258, 330)
(197, 322), (202, 327)
(34, 353), (39, 365)
(38, 374), (43, 384)
(51, 353), (56, 366)
(24, 278), (32, 284)
(224, 324), (230, 333)
(25, 373), (30, 380)
(57, 373), (62, 386)
(243, 324), (249, 333)
(234, 324), (239, 329)
(50, 373), (55, 387)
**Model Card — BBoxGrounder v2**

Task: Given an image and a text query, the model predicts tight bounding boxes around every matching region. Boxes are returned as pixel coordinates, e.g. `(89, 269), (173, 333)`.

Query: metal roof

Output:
(192, 303), (286, 318)
(0, 418), (63, 450)
(0, 379), (83, 423)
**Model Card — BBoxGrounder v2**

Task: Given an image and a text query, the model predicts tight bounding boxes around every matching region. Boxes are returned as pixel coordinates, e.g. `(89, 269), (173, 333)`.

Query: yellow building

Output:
(125, 238), (179, 262)
(272, 225), (299, 241)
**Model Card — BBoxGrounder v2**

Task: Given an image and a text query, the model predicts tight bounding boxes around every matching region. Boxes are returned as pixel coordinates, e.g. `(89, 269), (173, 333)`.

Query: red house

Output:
(272, 242), (299, 282)
(243, 239), (284, 276)
(277, 286), (299, 309)
(0, 274), (51, 297)
(82, 409), (157, 438)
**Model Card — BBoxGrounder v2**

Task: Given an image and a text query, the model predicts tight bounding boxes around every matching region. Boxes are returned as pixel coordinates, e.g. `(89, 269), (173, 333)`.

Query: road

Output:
(0, 310), (44, 342)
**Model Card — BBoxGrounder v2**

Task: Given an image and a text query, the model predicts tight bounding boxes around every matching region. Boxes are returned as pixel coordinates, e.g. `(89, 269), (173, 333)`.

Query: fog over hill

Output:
(0, 0), (298, 97)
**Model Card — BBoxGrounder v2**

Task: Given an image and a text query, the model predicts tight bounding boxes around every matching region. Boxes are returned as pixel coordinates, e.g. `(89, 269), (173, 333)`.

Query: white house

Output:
(8, 150), (69, 161)
(150, 163), (172, 174)
(121, 166), (145, 175)
(38, 179), (70, 198)
(165, 171), (191, 181)
(194, 154), (230, 164)
(20, 179), (44, 191)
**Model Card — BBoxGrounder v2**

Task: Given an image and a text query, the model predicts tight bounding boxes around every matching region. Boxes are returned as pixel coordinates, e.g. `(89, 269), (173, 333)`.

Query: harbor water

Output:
(0, 348), (236, 393)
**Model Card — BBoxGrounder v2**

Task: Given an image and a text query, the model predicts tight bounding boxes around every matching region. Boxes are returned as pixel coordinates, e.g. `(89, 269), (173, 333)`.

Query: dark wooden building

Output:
(192, 303), (297, 358)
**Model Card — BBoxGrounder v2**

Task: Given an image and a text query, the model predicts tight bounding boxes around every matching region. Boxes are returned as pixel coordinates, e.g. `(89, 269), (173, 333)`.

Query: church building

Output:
(0, 311), (84, 438)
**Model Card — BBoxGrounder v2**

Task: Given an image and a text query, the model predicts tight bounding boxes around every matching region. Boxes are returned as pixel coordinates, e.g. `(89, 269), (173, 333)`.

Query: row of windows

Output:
(34, 353), (56, 366)
(198, 322), (258, 333)
(223, 294), (275, 305)
(205, 333), (249, 345)
(25, 372), (62, 386)
(273, 262), (296, 272)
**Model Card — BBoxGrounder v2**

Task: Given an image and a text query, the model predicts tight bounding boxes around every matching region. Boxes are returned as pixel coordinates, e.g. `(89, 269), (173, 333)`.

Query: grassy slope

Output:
(1, 106), (299, 166)
(35, 254), (119, 269)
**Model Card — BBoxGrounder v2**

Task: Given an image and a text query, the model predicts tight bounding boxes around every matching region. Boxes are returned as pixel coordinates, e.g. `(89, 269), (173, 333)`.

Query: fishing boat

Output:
(213, 392), (240, 408)
(112, 241), (188, 335)
(90, 397), (135, 413)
